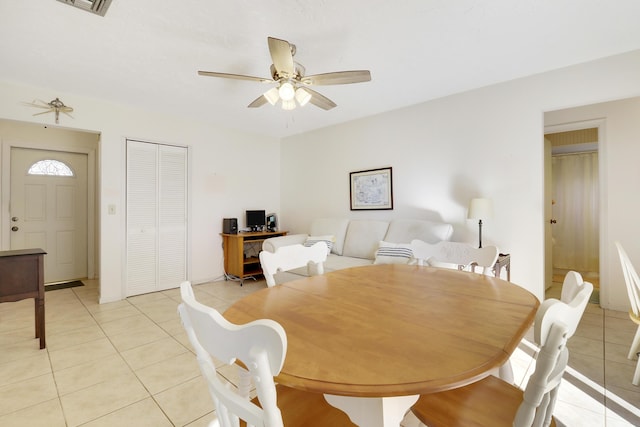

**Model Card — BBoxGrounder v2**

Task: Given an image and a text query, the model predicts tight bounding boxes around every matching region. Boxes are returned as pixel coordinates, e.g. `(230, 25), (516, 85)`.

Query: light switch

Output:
(108, 204), (116, 215)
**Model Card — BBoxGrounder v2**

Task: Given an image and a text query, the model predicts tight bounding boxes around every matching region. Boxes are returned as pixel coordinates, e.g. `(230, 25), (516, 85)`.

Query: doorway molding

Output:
(1, 135), (99, 279)
(544, 118), (608, 305)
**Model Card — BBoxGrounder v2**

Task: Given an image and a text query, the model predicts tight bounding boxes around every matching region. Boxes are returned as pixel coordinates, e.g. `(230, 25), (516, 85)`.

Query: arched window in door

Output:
(27, 159), (74, 176)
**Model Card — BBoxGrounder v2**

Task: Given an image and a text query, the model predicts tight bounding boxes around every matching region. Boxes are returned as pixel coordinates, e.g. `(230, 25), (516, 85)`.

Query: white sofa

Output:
(262, 218), (454, 282)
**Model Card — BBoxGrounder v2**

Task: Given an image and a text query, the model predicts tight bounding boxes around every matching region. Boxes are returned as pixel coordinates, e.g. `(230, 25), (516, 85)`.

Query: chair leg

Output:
(633, 356), (640, 386)
(628, 325), (640, 360)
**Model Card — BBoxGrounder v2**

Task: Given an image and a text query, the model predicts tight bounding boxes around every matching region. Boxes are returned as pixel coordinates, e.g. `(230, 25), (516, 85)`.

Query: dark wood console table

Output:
(0, 248), (47, 349)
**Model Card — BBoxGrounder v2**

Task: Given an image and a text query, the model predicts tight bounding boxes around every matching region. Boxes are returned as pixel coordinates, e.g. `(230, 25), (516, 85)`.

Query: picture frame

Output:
(350, 167), (393, 210)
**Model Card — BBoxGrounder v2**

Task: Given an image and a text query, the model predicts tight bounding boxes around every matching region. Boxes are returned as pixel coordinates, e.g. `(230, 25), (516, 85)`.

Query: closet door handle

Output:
(549, 219), (557, 224)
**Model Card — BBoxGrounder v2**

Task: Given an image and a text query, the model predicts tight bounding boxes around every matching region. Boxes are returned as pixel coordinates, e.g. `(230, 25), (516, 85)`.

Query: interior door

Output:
(126, 140), (187, 296)
(10, 148), (88, 283)
(544, 138), (553, 289)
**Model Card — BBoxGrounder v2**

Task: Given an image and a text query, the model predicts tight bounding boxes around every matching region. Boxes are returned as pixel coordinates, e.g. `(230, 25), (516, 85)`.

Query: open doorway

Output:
(544, 121), (602, 301)
(0, 119), (99, 284)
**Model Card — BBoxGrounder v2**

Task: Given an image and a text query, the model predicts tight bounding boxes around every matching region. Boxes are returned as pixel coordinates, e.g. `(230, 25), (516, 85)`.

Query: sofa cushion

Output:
(373, 241), (414, 265)
(384, 219), (453, 244)
(342, 220), (390, 260)
(323, 254), (373, 272)
(310, 218), (350, 255)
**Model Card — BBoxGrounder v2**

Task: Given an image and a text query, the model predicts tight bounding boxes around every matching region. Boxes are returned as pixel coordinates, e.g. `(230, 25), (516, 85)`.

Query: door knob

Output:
(11, 226), (19, 231)
(11, 216), (18, 222)
(549, 219), (557, 224)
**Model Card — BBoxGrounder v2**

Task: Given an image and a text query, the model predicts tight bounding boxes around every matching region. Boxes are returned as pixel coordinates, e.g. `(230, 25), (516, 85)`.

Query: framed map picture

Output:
(350, 167), (393, 210)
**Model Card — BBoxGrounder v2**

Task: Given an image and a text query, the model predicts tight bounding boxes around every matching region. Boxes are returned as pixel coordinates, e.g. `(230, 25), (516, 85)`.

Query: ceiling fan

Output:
(24, 97), (74, 124)
(198, 37), (371, 111)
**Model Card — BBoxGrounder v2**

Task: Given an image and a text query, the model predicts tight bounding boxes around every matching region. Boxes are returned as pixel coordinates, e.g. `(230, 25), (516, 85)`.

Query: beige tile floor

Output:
(0, 277), (638, 426)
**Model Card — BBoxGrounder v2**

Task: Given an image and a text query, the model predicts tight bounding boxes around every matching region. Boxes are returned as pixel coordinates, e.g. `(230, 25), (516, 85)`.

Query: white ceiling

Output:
(2, 0), (640, 138)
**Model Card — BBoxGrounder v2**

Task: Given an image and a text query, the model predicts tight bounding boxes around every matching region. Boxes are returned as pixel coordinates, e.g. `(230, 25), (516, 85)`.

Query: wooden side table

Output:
(0, 248), (47, 349)
(493, 253), (511, 281)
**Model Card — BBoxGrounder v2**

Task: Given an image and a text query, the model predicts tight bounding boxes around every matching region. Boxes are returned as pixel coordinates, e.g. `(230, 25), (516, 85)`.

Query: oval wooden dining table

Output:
(224, 263), (540, 427)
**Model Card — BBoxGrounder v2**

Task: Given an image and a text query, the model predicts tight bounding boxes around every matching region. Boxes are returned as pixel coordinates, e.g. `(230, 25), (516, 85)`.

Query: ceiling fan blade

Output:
(305, 88), (337, 110)
(248, 95), (268, 108)
(62, 111), (74, 118)
(302, 70), (371, 86)
(268, 37), (294, 78)
(198, 71), (272, 83)
(23, 101), (51, 109)
(32, 110), (52, 116)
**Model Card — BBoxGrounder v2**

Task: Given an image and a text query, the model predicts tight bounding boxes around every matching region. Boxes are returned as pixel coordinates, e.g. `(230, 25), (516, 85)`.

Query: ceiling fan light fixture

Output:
(281, 99), (296, 110)
(278, 82), (296, 101)
(198, 37), (371, 112)
(295, 87), (312, 106)
(263, 87), (279, 105)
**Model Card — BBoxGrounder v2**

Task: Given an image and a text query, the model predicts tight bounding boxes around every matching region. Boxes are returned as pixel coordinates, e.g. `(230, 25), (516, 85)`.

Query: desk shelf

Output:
(221, 230), (287, 283)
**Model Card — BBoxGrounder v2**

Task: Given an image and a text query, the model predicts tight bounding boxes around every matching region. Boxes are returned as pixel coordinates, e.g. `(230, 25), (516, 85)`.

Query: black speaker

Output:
(223, 218), (238, 234)
(266, 213), (277, 231)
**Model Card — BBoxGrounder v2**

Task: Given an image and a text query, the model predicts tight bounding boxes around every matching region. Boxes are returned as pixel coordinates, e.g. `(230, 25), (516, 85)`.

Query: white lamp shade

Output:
(468, 198), (493, 220)
(263, 87), (279, 105)
(295, 87), (312, 106)
(278, 82), (296, 101)
(281, 98), (296, 110)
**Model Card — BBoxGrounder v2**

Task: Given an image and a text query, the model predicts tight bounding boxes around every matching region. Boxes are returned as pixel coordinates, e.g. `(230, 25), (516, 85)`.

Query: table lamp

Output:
(468, 198), (493, 248)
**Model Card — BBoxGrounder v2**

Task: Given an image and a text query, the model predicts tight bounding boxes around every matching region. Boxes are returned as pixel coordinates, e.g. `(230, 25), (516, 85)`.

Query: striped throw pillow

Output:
(373, 241), (414, 264)
(304, 235), (335, 255)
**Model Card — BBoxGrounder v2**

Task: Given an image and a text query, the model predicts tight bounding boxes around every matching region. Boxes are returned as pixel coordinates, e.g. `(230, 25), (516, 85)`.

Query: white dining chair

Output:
(177, 281), (356, 427)
(614, 241), (640, 386)
(410, 240), (499, 276)
(411, 239), (509, 380)
(560, 270), (586, 304)
(259, 242), (328, 287)
(410, 275), (592, 427)
(499, 270), (589, 385)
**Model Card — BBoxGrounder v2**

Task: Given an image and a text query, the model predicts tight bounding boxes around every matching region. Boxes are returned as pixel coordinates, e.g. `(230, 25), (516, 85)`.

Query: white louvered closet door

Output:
(126, 140), (188, 296)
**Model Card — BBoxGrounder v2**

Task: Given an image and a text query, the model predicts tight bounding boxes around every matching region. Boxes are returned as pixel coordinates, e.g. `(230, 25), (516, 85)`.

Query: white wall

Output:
(280, 49), (640, 305)
(545, 96), (640, 310)
(3, 49), (640, 307)
(0, 80), (280, 303)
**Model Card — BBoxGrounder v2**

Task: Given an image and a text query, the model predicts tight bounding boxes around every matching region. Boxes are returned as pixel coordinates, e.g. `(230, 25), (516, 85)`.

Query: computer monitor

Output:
(246, 210), (266, 231)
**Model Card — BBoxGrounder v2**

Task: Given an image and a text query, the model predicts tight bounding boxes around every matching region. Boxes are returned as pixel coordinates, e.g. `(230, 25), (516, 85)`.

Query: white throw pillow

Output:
(304, 235), (335, 255)
(373, 241), (414, 265)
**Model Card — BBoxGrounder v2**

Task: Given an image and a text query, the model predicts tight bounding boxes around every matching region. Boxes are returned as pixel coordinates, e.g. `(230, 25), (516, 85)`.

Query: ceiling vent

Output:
(57, 0), (113, 17)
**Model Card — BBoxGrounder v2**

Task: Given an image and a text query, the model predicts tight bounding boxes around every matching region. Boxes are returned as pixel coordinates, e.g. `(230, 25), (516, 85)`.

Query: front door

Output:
(10, 148), (88, 283)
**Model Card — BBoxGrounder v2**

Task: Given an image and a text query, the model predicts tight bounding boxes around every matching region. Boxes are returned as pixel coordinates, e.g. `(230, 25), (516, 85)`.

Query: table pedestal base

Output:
(324, 394), (419, 427)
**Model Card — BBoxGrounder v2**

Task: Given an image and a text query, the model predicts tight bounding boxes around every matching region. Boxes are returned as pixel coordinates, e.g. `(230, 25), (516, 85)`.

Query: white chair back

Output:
(615, 241), (640, 317)
(178, 281), (287, 427)
(614, 242), (640, 385)
(411, 240), (499, 276)
(259, 242), (328, 287)
(515, 278), (593, 427)
(535, 275), (592, 350)
(560, 270), (585, 304)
